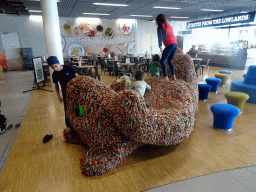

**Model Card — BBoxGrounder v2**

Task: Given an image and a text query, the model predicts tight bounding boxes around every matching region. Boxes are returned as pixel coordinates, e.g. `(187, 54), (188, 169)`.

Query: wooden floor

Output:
(0, 66), (256, 192)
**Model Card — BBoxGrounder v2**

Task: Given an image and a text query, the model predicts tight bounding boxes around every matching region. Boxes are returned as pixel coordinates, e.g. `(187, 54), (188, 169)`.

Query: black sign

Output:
(187, 12), (255, 29)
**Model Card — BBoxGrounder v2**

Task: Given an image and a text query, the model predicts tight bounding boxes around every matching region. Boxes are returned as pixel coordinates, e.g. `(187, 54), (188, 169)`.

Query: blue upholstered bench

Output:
(205, 78), (222, 94)
(230, 65), (256, 103)
(210, 103), (240, 131)
(198, 84), (212, 101)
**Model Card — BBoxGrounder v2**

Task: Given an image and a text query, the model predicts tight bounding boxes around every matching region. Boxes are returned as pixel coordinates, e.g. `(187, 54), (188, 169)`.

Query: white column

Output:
(40, 0), (63, 89)
(40, 0), (63, 64)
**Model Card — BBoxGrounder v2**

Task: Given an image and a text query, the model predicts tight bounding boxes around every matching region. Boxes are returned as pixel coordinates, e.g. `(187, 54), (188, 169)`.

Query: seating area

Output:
(65, 53), (153, 81)
(1, 51), (256, 191)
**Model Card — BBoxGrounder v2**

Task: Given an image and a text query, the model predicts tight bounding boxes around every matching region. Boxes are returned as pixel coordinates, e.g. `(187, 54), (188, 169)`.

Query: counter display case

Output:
(196, 40), (248, 69)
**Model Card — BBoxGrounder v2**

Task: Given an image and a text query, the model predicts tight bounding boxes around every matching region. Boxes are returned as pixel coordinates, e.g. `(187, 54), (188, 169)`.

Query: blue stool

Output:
(219, 70), (232, 81)
(210, 103), (240, 131)
(198, 84), (212, 100)
(205, 78), (222, 94)
(219, 70), (232, 75)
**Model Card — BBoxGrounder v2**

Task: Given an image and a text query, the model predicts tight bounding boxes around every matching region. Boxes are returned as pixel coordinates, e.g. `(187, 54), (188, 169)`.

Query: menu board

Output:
(32, 57), (44, 83)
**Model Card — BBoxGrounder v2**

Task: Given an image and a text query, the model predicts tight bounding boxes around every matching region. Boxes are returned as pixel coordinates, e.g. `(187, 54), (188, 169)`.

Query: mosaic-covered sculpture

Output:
(64, 48), (198, 176)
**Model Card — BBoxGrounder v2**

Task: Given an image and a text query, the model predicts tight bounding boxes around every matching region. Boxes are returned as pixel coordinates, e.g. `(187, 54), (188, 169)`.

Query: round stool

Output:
(219, 70), (232, 81)
(215, 73), (229, 86)
(198, 84), (212, 101)
(205, 78), (222, 94)
(210, 103), (240, 131)
(219, 70), (232, 75)
(224, 92), (249, 112)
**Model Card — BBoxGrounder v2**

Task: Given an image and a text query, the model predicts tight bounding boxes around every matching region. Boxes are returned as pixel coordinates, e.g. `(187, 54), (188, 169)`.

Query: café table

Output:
(110, 60), (123, 63)
(82, 55), (93, 58)
(119, 63), (135, 73)
(77, 65), (95, 75)
(72, 60), (87, 65)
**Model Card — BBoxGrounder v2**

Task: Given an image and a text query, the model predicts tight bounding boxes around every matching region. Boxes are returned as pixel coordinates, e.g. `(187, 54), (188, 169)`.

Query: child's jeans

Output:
(160, 43), (178, 77)
(150, 72), (160, 77)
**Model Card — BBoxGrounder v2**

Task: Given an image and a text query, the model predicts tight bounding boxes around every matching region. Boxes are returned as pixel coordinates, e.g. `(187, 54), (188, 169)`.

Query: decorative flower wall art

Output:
(103, 47), (109, 53)
(119, 23), (133, 35)
(105, 27), (113, 37)
(96, 25), (103, 32)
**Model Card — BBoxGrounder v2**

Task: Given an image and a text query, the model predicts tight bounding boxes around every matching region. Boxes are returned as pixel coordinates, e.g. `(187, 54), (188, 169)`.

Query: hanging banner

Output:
(187, 12), (256, 29)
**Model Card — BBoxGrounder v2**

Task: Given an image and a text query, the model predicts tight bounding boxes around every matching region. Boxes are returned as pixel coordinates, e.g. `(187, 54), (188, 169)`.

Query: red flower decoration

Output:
(88, 30), (96, 38)
(110, 52), (115, 57)
(103, 48), (108, 53)
(121, 24), (131, 33)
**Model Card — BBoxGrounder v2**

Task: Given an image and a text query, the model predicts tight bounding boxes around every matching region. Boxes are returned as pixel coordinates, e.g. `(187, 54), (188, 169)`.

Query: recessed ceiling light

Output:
(29, 10), (42, 13)
(93, 3), (128, 6)
(153, 6), (180, 10)
(201, 9), (223, 12)
(78, 17), (100, 23)
(170, 16), (189, 18)
(130, 15), (153, 17)
(83, 13), (109, 16)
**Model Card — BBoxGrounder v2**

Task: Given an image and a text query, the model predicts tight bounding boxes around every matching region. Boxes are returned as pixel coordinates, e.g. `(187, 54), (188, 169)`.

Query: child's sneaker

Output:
(43, 134), (53, 143)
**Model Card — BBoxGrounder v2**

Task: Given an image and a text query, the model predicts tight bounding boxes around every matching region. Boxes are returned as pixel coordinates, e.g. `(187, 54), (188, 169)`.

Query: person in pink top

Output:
(156, 14), (178, 81)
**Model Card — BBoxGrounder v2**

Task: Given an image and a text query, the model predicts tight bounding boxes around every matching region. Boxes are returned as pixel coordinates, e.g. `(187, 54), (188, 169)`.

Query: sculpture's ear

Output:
(74, 104), (84, 117)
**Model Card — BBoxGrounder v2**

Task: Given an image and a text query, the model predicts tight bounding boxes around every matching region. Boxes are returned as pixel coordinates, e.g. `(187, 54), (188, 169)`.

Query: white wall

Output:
(136, 20), (187, 55)
(0, 15), (47, 60)
(0, 33), (4, 55)
(1, 32), (24, 70)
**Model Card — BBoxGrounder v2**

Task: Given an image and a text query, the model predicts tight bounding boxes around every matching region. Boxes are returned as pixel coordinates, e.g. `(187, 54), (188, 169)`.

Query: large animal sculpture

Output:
(64, 48), (198, 176)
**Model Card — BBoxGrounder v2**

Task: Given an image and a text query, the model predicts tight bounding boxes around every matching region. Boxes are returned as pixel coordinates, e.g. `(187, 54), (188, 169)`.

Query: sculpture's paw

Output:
(80, 142), (138, 176)
(63, 128), (83, 145)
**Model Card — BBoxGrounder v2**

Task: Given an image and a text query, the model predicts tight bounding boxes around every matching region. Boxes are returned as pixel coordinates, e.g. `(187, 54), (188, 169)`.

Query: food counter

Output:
(196, 40), (248, 70)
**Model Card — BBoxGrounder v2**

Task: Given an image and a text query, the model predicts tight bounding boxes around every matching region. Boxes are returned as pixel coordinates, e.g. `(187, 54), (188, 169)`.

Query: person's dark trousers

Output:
(160, 43), (178, 77)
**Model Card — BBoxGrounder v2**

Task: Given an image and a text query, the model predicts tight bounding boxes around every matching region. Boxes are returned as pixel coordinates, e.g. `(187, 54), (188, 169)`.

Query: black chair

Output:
(106, 62), (115, 76)
(200, 59), (210, 75)
(130, 63), (141, 78)
(101, 59), (108, 75)
(139, 59), (147, 72)
(113, 63), (126, 79)
(89, 65), (102, 81)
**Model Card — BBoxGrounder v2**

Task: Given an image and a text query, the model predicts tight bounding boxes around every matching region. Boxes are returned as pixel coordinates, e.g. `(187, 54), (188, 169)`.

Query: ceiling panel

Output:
(17, 0), (256, 21)
(57, 0), (77, 9)
(22, 1), (40, 9)
(92, 6), (120, 12)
